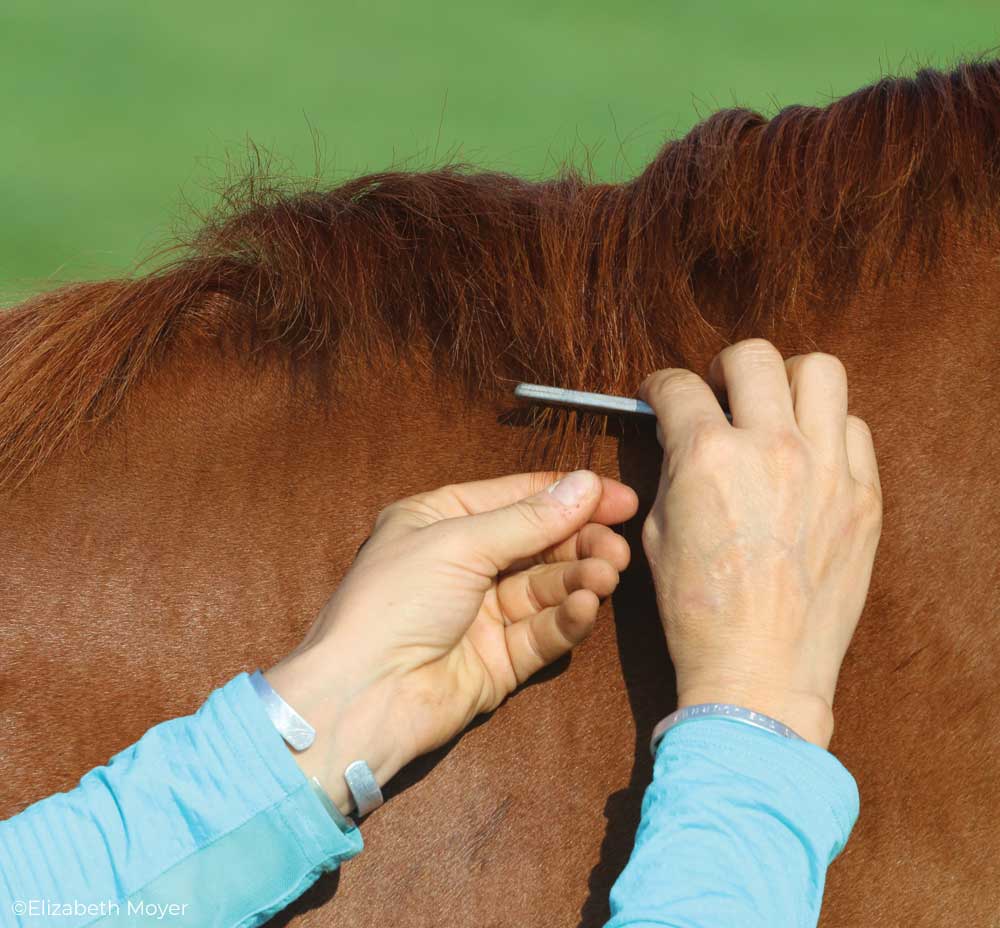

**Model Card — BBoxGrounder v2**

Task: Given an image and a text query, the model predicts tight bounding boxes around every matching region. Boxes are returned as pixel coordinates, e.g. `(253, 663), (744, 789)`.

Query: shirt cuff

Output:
(606, 716), (859, 928)
(0, 671), (363, 928)
(220, 670), (365, 862)
(656, 716), (860, 848)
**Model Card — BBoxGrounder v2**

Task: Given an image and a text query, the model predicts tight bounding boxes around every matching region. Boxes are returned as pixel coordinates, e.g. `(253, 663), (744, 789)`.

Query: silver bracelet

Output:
(249, 669), (316, 751)
(309, 776), (358, 835)
(650, 703), (805, 757)
(344, 760), (384, 817)
(249, 669), (384, 824)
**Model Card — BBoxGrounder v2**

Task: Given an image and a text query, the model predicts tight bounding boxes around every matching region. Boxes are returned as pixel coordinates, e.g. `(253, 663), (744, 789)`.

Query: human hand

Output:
(265, 470), (638, 812)
(638, 339), (882, 748)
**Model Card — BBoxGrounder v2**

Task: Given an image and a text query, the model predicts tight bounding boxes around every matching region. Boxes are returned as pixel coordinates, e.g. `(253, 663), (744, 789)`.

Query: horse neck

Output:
(1, 217), (999, 924)
(0, 336), (612, 808)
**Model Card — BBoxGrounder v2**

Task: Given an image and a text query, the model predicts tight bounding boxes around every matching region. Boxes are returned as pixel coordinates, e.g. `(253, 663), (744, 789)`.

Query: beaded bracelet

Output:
(650, 702), (805, 758)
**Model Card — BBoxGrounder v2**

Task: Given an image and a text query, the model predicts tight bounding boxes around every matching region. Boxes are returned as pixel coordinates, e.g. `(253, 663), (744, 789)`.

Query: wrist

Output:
(263, 643), (415, 815)
(677, 681), (834, 749)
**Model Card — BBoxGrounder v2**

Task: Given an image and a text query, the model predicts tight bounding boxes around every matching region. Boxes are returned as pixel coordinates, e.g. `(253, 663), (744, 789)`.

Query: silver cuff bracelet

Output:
(249, 669), (384, 827)
(249, 669), (316, 751)
(344, 760), (384, 817)
(309, 776), (358, 835)
(650, 702), (805, 757)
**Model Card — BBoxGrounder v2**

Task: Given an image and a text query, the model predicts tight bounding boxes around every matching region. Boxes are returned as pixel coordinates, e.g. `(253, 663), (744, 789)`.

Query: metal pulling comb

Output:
(513, 382), (733, 423)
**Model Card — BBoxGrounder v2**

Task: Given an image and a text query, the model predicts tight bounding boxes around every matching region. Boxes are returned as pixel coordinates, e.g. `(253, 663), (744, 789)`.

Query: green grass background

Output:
(2, 0), (997, 295)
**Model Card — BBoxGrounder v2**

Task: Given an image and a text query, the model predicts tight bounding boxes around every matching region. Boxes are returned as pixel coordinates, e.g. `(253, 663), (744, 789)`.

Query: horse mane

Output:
(3, 59), (1000, 489)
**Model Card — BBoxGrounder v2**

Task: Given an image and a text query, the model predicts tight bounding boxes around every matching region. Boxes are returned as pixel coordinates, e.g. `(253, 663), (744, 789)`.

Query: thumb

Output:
(461, 470), (602, 574)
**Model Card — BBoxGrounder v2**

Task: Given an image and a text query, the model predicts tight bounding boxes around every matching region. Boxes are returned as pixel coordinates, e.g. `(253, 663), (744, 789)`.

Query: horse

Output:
(1, 58), (998, 927)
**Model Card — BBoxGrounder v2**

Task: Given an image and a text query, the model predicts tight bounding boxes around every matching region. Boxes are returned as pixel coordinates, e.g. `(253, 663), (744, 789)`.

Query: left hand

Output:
(265, 469), (638, 813)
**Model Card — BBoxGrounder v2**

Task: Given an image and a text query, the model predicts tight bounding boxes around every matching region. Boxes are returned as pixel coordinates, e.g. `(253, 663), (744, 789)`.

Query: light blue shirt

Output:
(606, 718), (858, 927)
(0, 673), (858, 927)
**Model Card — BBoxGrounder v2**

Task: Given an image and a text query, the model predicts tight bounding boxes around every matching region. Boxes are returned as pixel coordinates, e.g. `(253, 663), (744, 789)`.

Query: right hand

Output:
(265, 469), (635, 812)
(637, 339), (882, 748)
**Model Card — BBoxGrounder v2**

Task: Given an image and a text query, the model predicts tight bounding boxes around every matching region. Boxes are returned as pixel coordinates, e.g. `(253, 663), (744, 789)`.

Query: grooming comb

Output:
(513, 382), (733, 423)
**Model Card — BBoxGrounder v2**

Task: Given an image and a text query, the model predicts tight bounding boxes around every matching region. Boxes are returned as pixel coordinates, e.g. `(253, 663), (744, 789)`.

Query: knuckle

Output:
(524, 626), (547, 668)
(514, 499), (550, 533)
(846, 415), (872, 439)
(652, 367), (697, 385)
(769, 428), (809, 473)
(640, 514), (661, 550)
(373, 500), (401, 527)
(725, 338), (782, 367)
(869, 499), (884, 536)
(638, 370), (660, 394)
(643, 368), (704, 406)
(856, 480), (883, 525)
(373, 492), (442, 532)
(521, 575), (546, 615)
(798, 351), (847, 383)
(685, 421), (731, 465)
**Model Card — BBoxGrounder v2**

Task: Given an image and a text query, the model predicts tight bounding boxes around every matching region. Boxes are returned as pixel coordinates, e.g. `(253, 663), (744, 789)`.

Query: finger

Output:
(371, 472), (636, 551)
(450, 469), (604, 575)
(401, 471), (638, 525)
(505, 588), (601, 684)
(447, 472), (639, 527)
(784, 352), (849, 461)
(504, 522), (631, 574)
(637, 367), (730, 457)
(845, 415), (880, 496)
(706, 339), (797, 430)
(496, 557), (620, 623)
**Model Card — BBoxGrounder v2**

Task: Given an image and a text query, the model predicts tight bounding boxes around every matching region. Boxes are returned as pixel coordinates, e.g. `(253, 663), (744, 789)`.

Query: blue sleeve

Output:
(605, 717), (859, 928)
(0, 672), (363, 928)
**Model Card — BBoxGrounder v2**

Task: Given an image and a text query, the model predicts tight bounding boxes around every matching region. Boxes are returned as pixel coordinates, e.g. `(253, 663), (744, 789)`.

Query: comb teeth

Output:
(514, 382), (733, 423)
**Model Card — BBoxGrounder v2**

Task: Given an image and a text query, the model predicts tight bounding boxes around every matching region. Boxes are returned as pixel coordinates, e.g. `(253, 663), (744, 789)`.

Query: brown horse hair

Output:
(3, 58), (1000, 490)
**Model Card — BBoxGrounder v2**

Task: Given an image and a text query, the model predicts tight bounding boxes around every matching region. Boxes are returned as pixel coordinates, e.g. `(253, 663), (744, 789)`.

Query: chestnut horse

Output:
(2, 60), (999, 927)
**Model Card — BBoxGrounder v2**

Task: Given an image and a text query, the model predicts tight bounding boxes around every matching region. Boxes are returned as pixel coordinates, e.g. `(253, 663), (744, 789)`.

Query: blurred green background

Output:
(2, 0), (997, 296)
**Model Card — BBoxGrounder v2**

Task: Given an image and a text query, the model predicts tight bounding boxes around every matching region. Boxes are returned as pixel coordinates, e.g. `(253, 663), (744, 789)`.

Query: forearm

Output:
(605, 718), (858, 928)
(0, 673), (361, 927)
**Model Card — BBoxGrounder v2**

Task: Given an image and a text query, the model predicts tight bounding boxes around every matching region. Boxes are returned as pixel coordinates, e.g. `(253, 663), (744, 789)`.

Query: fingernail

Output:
(547, 470), (595, 506)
